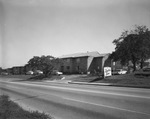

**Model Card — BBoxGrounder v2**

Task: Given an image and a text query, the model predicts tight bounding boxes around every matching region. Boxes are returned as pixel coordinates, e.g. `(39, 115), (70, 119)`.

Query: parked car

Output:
(112, 69), (127, 75)
(52, 70), (63, 75)
(1, 72), (9, 75)
(26, 71), (34, 75)
(34, 70), (43, 75)
(118, 69), (127, 74)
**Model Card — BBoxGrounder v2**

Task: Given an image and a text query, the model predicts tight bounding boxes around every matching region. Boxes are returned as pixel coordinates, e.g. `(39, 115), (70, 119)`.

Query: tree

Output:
(0, 67), (2, 73)
(111, 25), (150, 71)
(27, 55), (62, 77)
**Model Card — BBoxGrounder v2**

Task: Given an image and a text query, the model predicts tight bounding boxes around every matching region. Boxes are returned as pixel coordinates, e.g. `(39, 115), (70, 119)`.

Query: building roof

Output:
(59, 51), (109, 59)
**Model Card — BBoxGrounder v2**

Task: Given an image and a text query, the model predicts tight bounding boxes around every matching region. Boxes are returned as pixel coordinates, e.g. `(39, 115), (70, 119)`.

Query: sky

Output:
(0, 0), (150, 68)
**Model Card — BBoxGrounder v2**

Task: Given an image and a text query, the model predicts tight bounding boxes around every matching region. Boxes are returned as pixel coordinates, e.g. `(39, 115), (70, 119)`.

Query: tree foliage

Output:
(111, 25), (150, 71)
(27, 55), (62, 77)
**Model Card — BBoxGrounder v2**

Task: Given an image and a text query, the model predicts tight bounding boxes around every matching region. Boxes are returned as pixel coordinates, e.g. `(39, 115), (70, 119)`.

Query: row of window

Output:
(64, 58), (80, 63)
(61, 66), (80, 71)
(61, 66), (70, 70)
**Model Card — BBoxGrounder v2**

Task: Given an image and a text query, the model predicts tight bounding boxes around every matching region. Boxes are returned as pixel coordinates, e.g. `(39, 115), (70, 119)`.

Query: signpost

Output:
(104, 67), (112, 78)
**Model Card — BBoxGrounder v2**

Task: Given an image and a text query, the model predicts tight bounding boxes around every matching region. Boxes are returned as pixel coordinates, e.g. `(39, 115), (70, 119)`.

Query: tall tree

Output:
(27, 55), (62, 77)
(111, 25), (150, 71)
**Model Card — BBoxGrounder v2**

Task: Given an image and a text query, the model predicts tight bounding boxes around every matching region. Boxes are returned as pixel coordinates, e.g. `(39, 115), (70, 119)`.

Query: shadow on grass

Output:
(89, 77), (104, 82)
(27, 74), (47, 81)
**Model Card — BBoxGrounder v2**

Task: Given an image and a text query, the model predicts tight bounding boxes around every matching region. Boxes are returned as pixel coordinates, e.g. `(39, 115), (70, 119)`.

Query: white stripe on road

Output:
(1, 81), (150, 99)
(63, 97), (150, 116)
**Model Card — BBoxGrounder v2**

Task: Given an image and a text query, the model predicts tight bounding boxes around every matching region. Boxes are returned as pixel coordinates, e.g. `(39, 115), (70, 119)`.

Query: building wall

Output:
(59, 54), (112, 74)
(88, 54), (111, 73)
(11, 66), (26, 75)
(72, 57), (87, 73)
(60, 57), (88, 74)
(88, 57), (103, 73)
(60, 58), (72, 73)
(87, 56), (94, 70)
(103, 55), (112, 67)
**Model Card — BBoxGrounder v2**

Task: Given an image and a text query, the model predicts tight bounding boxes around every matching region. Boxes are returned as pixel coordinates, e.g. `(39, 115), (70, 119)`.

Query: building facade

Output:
(59, 51), (111, 74)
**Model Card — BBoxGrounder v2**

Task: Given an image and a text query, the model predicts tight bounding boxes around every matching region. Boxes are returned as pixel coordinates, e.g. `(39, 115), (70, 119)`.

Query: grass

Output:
(0, 74), (63, 81)
(0, 75), (32, 81)
(99, 74), (150, 85)
(0, 95), (53, 119)
(72, 73), (150, 88)
(72, 75), (101, 82)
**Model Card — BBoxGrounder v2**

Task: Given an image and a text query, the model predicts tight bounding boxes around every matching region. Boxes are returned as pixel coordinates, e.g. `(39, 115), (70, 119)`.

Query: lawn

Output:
(0, 74), (63, 81)
(0, 95), (52, 119)
(72, 73), (150, 88)
(0, 75), (32, 81)
(98, 74), (150, 86)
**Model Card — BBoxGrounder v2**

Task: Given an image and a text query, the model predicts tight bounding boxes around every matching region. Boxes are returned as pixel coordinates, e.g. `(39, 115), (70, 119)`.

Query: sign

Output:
(104, 67), (112, 78)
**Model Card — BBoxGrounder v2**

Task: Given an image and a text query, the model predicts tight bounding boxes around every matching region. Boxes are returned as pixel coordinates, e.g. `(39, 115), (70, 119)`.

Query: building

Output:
(12, 66), (25, 75)
(59, 51), (111, 74)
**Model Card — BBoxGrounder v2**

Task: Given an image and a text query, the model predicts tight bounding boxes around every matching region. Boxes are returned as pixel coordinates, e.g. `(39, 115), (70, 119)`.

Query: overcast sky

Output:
(0, 0), (150, 68)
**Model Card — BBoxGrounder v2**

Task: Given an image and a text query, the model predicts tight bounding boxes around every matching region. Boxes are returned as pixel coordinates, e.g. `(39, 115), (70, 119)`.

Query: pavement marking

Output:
(63, 97), (150, 116)
(1, 81), (150, 117)
(1, 81), (150, 99)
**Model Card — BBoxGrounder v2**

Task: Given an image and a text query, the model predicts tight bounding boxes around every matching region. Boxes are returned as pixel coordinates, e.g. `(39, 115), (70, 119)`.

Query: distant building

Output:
(59, 51), (111, 74)
(12, 66), (25, 75)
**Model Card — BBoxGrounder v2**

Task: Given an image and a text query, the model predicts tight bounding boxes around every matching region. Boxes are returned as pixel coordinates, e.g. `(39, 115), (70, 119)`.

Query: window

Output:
(67, 66), (70, 70)
(76, 58), (80, 63)
(66, 59), (70, 62)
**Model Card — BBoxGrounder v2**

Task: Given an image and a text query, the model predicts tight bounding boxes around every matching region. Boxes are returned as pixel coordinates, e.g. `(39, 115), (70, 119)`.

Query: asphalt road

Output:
(0, 78), (150, 119)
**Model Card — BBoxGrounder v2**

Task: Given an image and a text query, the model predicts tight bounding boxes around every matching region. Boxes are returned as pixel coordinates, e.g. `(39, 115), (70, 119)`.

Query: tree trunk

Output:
(140, 59), (144, 69)
(140, 62), (143, 69)
(131, 55), (137, 72)
(133, 61), (136, 72)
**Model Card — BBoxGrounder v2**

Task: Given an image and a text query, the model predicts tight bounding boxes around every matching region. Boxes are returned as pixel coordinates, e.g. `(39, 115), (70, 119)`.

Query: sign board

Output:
(104, 67), (112, 78)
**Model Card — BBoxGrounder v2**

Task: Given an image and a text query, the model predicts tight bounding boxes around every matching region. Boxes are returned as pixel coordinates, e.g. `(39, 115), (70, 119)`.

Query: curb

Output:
(68, 81), (111, 86)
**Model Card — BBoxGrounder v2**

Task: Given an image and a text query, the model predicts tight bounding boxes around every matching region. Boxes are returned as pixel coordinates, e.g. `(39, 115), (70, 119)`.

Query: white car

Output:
(26, 71), (34, 75)
(118, 69), (127, 74)
(112, 69), (127, 75)
(34, 70), (43, 75)
(52, 70), (63, 75)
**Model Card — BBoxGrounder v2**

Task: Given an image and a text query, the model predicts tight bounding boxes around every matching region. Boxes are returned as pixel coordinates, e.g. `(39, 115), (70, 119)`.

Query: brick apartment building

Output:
(59, 51), (111, 74)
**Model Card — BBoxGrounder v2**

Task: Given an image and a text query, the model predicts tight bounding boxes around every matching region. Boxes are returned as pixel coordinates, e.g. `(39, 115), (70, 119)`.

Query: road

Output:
(0, 78), (150, 119)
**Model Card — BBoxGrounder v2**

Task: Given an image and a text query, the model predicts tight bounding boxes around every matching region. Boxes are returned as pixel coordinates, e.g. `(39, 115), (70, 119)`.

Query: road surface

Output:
(0, 78), (150, 119)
